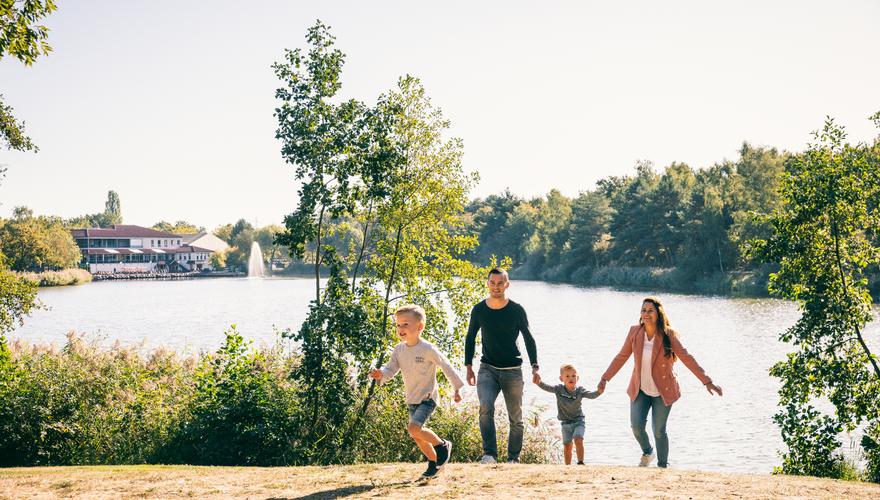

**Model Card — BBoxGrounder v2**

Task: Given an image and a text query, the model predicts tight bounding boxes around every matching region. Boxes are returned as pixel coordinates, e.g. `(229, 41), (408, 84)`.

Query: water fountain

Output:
(247, 241), (265, 277)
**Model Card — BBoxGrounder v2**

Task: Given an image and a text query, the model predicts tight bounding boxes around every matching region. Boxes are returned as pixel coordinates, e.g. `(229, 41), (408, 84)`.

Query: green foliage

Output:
(0, 207), (81, 271)
(173, 326), (299, 465)
(751, 115), (880, 480)
(0, 94), (37, 152)
(0, 267), (39, 335)
(0, 0), (57, 65)
(0, 0), (58, 152)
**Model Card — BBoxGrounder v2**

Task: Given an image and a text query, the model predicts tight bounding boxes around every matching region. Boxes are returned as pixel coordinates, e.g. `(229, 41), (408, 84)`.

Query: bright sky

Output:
(1, 1), (878, 231)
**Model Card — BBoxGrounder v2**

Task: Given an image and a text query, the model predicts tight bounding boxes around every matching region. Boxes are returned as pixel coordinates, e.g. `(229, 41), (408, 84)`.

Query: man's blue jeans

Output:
(477, 364), (524, 460)
(630, 390), (673, 467)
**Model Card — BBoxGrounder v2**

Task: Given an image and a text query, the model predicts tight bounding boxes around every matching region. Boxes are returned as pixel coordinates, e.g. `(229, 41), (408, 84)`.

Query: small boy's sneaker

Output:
(434, 440), (452, 467)
(480, 454), (496, 464)
(421, 460), (440, 478)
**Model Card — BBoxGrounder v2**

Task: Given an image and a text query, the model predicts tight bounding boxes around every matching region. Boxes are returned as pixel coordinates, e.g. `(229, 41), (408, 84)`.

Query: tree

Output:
(0, 95), (37, 152)
(273, 22), (485, 463)
(103, 190), (122, 226)
(152, 220), (202, 234)
(213, 224), (234, 244)
(566, 189), (613, 269)
(0, 207), (81, 271)
(0, 0), (58, 152)
(750, 115), (880, 480)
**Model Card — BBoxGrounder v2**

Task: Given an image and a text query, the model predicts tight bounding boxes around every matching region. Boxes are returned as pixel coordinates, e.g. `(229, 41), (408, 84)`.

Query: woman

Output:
(598, 296), (722, 468)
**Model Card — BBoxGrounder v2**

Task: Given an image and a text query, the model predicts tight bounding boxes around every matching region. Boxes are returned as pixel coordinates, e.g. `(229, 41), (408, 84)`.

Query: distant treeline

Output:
(462, 142), (840, 297)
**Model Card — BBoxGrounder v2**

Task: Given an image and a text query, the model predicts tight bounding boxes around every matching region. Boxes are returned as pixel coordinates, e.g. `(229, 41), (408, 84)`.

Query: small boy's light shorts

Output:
(407, 398), (437, 426)
(560, 418), (586, 444)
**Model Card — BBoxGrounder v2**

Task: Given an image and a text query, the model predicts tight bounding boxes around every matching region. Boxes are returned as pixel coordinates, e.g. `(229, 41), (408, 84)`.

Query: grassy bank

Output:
(17, 268), (92, 287)
(1, 464), (878, 499)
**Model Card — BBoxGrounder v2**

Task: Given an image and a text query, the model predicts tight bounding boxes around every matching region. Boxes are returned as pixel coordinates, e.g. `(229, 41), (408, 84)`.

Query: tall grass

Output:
(18, 269), (92, 287)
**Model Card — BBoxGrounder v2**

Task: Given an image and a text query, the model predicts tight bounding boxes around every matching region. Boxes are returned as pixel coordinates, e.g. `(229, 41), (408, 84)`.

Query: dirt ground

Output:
(1, 463), (878, 499)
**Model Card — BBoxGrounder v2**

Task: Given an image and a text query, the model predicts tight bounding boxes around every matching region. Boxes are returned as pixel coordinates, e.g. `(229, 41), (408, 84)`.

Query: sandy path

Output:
(1, 463), (878, 499)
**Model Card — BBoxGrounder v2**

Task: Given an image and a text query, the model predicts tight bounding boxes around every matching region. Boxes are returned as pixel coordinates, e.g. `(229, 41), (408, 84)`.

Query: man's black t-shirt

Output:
(464, 299), (538, 368)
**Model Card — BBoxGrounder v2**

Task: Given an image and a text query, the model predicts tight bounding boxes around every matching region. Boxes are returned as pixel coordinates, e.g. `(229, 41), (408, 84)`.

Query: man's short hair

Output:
(487, 267), (509, 280)
(560, 363), (578, 375)
(395, 304), (426, 324)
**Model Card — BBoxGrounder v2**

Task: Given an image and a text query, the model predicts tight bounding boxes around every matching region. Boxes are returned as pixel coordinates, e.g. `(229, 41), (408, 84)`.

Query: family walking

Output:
(372, 267), (723, 478)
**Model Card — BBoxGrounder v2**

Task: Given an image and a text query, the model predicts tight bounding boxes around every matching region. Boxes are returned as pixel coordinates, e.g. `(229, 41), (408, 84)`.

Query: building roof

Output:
(71, 225), (182, 239)
(82, 245), (213, 255)
(181, 231), (230, 252)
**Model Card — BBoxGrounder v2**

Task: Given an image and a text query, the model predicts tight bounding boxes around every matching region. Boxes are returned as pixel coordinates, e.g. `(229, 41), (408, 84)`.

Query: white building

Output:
(181, 231), (229, 253)
(71, 225), (215, 274)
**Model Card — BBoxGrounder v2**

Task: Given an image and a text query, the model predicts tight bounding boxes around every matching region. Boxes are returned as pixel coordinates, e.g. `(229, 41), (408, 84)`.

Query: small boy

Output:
(370, 304), (464, 479)
(534, 363), (602, 465)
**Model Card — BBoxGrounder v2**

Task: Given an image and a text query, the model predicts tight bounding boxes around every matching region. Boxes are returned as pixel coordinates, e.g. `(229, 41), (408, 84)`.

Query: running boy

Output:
(370, 304), (464, 478)
(534, 363), (602, 464)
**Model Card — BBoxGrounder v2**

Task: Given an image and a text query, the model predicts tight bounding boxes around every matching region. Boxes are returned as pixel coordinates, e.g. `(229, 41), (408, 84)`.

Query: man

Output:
(465, 267), (539, 464)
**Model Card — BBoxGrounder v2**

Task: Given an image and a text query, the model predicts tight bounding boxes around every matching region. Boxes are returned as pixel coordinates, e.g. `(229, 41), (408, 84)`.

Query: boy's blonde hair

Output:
(395, 304), (426, 324)
(560, 363), (578, 375)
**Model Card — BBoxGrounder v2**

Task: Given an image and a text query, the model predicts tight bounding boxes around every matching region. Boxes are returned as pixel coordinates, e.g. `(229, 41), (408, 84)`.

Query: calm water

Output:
(11, 278), (880, 473)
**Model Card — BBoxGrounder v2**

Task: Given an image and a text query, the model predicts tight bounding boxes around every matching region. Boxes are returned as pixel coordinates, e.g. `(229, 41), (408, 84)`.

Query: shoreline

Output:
(1, 463), (877, 499)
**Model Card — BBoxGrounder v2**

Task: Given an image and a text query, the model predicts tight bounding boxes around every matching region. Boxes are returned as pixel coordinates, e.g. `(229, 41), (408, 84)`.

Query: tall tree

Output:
(751, 115), (880, 480)
(0, 0), (58, 152)
(273, 22), (484, 463)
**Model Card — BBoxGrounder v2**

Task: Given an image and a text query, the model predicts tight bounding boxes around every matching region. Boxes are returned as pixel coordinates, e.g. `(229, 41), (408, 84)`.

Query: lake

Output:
(10, 277), (880, 473)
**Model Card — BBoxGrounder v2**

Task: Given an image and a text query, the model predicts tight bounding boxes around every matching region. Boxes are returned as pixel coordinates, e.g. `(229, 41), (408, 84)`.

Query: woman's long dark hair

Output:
(640, 296), (676, 360)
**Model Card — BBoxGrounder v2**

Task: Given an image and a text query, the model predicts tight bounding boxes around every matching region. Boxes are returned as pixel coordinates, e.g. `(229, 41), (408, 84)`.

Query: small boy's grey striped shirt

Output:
(379, 339), (465, 405)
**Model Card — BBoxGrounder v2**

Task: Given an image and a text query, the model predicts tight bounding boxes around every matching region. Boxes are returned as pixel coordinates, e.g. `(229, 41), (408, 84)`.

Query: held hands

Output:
(705, 382), (723, 396)
(466, 365), (476, 386)
(369, 368), (382, 381)
(533, 372), (542, 385)
(453, 389), (462, 403)
(597, 379), (607, 393)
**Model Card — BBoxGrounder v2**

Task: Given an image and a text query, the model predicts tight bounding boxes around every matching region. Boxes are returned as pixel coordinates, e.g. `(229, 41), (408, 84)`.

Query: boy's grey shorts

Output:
(407, 398), (436, 426)
(561, 418), (585, 444)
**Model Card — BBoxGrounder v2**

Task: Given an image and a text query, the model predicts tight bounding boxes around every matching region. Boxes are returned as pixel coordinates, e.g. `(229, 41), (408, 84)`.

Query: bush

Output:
(170, 326), (300, 465)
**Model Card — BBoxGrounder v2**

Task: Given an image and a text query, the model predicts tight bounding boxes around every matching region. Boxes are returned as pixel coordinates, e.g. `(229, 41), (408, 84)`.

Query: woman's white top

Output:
(640, 331), (661, 397)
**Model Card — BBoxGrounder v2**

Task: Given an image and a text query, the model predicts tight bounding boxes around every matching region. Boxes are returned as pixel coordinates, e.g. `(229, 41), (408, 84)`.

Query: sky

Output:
(1, 1), (878, 231)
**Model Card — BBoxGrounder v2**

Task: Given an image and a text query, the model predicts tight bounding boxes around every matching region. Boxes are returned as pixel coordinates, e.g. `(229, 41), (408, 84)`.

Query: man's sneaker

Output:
(576, 461), (585, 465)
(639, 452), (655, 467)
(506, 457), (520, 464)
(480, 454), (496, 464)
(421, 461), (440, 478)
(434, 440), (452, 467)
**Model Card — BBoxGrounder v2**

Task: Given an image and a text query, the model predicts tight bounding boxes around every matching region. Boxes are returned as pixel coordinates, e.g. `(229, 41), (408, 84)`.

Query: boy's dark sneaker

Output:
(434, 440), (452, 467)
(421, 460), (440, 478)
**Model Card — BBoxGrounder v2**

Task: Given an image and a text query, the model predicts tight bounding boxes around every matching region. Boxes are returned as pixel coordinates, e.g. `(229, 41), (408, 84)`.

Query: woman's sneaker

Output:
(421, 461), (440, 478)
(434, 440), (452, 467)
(639, 452), (655, 467)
